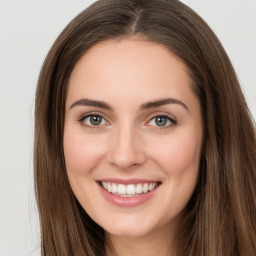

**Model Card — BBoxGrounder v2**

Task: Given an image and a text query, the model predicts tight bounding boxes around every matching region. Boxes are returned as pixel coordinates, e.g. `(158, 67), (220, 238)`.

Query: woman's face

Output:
(64, 38), (203, 238)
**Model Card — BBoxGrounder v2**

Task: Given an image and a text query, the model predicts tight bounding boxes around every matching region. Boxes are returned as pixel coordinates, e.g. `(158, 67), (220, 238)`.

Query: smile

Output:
(97, 179), (161, 207)
(101, 181), (159, 197)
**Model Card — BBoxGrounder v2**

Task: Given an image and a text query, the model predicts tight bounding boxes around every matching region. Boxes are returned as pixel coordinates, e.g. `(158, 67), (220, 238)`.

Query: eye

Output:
(79, 114), (108, 127)
(147, 115), (176, 127)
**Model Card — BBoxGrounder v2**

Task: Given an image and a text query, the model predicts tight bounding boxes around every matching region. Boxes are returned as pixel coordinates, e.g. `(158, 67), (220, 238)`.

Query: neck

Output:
(105, 224), (177, 256)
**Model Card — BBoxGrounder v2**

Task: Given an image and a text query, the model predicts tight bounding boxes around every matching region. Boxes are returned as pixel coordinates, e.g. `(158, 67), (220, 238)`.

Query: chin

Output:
(100, 215), (158, 237)
(105, 225), (151, 237)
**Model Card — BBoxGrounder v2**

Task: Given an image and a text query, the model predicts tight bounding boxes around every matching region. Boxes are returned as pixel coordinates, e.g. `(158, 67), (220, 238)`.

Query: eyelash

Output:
(78, 112), (109, 129)
(146, 113), (177, 129)
(78, 112), (177, 130)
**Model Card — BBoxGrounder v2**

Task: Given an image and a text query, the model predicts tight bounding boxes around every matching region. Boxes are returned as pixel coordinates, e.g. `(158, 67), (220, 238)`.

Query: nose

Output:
(107, 124), (147, 170)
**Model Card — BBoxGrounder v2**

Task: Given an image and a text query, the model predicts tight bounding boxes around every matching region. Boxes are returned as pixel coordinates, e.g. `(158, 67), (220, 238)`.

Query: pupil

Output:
(156, 116), (167, 126)
(90, 115), (102, 125)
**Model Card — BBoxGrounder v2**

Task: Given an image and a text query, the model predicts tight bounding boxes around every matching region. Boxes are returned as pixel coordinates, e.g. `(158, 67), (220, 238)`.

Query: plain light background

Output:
(0, 0), (255, 255)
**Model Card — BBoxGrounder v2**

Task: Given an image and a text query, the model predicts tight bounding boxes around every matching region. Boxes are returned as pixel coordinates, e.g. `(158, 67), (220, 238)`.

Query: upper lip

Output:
(97, 178), (160, 185)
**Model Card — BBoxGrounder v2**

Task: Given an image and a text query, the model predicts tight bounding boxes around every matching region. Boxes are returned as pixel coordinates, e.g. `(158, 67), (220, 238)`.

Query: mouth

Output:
(99, 181), (161, 197)
(97, 179), (162, 207)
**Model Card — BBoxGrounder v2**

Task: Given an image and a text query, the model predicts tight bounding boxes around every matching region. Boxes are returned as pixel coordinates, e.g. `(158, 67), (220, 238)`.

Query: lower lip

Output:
(98, 183), (160, 207)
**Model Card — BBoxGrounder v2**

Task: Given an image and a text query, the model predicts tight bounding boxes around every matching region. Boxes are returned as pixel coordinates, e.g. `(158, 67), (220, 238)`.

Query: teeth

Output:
(107, 183), (112, 192)
(117, 184), (126, 194)
(142, 183), (148, 193)
(135, 184), (143, 193)
(127, 184), (136, 195)
(112, 183), (118, 193)
(101, 182), (158, 196)
(102, 181), (108, 190)
(148, 183), (154, 191)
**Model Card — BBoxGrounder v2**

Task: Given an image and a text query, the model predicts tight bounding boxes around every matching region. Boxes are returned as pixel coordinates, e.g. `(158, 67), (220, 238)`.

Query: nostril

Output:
(106, 131), (147, 170)
(109, 147), (146, 167)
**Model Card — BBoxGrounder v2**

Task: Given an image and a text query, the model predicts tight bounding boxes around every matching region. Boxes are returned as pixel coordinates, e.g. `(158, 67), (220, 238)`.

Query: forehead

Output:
(67, 38), (195, 108)
(70, 38), (189, 80)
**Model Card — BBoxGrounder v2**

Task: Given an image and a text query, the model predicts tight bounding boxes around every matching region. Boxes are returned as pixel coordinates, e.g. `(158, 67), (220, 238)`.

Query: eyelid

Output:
(78, 111), (111, 128)
(77, 111), (176, 129)
(145, 112), (177, 128)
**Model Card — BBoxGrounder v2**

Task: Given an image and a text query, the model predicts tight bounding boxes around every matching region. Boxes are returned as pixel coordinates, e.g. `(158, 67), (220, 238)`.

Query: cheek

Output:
(63, 132), (106, 176)
(149, 131), (202, 217)
(63, 131), (108, 214)
(150, 130), (202, 176)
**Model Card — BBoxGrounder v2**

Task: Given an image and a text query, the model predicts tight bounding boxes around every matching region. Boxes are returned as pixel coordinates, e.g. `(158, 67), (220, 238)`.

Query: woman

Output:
(34, 0), (256, 255)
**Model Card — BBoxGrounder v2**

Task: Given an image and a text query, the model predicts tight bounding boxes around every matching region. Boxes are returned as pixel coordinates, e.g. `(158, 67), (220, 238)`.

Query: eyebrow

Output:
(70, 98), (188, 111)
(70, 99), (113, 110)
(140, 98), (188, 111)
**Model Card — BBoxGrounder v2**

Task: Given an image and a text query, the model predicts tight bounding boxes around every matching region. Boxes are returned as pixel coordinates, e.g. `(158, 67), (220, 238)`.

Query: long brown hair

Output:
(34, 0), (256, 255)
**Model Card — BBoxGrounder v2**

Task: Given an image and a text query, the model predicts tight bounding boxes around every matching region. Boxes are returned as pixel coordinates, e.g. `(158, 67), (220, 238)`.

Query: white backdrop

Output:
(0, 1), (255, 255)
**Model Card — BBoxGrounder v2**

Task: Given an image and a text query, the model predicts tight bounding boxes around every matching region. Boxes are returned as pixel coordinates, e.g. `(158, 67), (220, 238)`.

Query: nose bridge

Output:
(108, 120), (146, 169)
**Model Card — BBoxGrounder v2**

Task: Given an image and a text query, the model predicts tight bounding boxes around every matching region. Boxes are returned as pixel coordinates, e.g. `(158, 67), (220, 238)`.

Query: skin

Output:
(64, 37), (203, 256)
